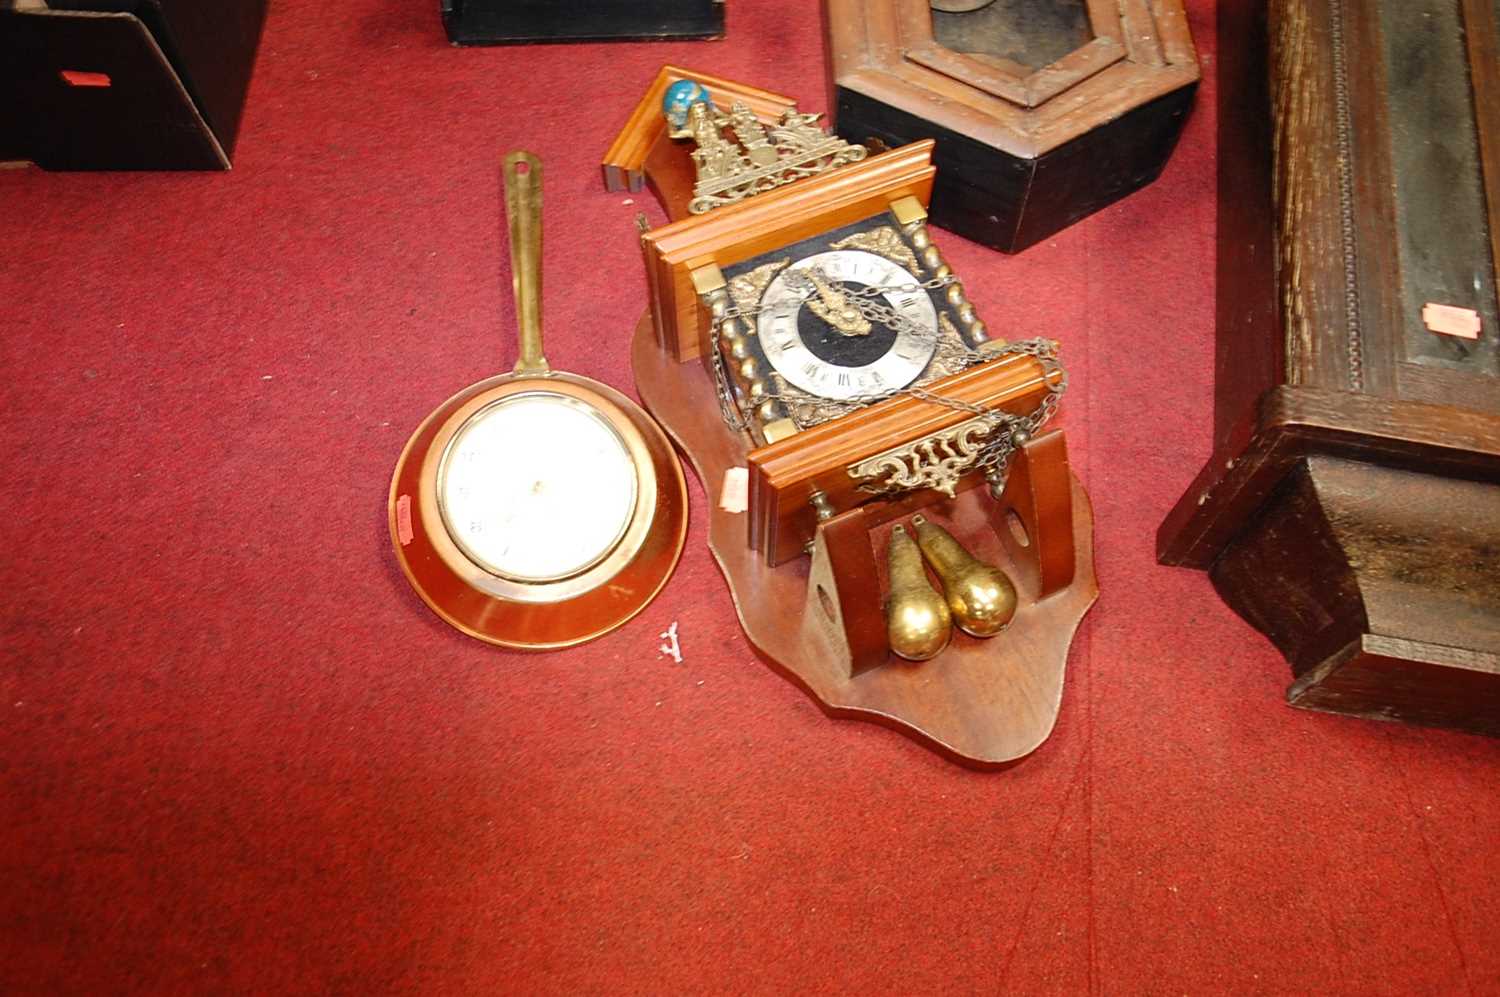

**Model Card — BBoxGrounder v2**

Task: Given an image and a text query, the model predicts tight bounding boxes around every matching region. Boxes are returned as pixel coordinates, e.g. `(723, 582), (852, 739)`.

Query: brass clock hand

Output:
(802, 270), (872, 336)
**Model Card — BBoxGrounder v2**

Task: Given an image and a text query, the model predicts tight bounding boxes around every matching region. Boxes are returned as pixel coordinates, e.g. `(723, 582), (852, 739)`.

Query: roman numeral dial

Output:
(755, 249), (938, 401)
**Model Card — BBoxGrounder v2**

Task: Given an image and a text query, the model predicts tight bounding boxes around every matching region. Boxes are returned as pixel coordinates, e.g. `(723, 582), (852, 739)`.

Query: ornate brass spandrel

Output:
(935, 315), (972, 364)
(727, 260), (790, 314)
(847, 415), (998, 498)
(829, 226), (922, 273)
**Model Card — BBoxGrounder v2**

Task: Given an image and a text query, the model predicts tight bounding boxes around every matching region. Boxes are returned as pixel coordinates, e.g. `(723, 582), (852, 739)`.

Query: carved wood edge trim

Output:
(903, 38), (1125, 109)
(1085, 0), (1124, 43)
(1288, 635), (1500, 734)
(1297, 635), (1500, 692)
(903, 45), (1031, 106)
(837, 59), (1196, 160)
(1118, 0), (1167, 67)
(643, 141), (936, 265)
(839, 66), (1039, 158)
(1024, 37), (1127, 105)
(1325, 0), (1364, 391)
(1157, 386), (1500, 569)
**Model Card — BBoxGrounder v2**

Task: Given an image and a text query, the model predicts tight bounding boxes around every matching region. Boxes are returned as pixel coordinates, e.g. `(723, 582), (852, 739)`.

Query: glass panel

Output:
(1378, 0), (1498, 375)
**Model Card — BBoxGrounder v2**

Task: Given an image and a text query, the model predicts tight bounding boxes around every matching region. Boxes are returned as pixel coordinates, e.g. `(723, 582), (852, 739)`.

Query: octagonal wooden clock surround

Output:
(824, 0), (1199, 252)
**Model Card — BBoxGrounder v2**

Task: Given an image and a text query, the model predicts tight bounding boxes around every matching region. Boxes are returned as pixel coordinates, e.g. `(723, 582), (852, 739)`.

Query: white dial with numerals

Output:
(756, 249), (938, 401)
(437, 391), (639, 582)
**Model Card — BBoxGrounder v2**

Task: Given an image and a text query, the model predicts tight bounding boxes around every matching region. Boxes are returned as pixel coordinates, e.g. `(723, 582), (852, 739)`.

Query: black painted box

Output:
(443, 0), (724, 45)
(1, 0), (267, 170)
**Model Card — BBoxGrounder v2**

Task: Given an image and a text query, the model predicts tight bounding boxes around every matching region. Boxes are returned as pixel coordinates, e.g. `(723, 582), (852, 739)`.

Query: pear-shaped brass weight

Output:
(912, 514), (1017, 638)
(885, 524), (952, 661)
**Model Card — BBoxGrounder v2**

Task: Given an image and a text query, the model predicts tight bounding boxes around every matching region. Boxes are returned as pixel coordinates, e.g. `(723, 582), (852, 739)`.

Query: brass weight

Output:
(912, 515), (1017, 638)
(885, 524), (952, 661)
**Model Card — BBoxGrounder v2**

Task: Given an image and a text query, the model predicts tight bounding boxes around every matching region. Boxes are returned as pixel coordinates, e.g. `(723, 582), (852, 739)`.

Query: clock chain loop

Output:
(711, 338), (750, 431)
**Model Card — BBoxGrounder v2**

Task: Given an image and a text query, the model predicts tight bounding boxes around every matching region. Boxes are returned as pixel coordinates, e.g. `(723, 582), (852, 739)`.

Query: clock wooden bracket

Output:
(809, 428), (1076, 679)
(632, 312), (1096, 768)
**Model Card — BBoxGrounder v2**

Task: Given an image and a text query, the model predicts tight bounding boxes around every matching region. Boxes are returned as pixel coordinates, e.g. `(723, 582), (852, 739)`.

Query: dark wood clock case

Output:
(1158, 0), (1500, 736)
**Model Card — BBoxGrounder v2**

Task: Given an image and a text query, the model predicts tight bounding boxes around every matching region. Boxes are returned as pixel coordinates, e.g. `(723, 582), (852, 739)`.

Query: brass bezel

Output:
(417, 378), (658, 606)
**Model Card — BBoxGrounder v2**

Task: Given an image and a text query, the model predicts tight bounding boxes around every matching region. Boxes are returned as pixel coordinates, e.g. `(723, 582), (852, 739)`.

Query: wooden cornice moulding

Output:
(825, 0), (1199, 252)
(639, 140), (936, 361)
(1159, 386), (1500, 570)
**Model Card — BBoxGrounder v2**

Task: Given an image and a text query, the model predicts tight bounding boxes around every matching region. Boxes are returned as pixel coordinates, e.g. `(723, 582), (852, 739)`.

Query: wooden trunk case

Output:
(824, 0), (1199, 253)
(1158, 0), (1500, 735)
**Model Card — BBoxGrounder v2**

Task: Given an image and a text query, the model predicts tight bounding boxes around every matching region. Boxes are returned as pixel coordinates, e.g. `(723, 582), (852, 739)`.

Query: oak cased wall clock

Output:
(1158, 0), (1500, 736)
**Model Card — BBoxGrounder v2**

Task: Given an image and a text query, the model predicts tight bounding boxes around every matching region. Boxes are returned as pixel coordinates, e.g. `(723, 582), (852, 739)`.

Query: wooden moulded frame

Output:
(824, 0), (1199, 252)
(639, 139), (938, 362)
(904, 0), (1129, 109)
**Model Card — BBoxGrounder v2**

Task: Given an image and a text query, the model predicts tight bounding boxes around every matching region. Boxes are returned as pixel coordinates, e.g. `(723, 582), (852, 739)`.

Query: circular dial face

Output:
(438, 391), (639, 582)
(756, 249), (939, 401)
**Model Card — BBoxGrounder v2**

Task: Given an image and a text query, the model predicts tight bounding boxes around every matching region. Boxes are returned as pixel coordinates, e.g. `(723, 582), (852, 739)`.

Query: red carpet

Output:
(3, 1), (1497, 992)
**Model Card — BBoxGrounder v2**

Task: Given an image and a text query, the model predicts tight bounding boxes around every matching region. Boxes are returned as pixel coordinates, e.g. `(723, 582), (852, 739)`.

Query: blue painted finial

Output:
(663, 79), (712, 136)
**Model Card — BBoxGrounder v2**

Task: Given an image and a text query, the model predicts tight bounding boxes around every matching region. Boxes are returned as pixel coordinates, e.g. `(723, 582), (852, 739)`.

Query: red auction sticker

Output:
(396, 494), (414, 546)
